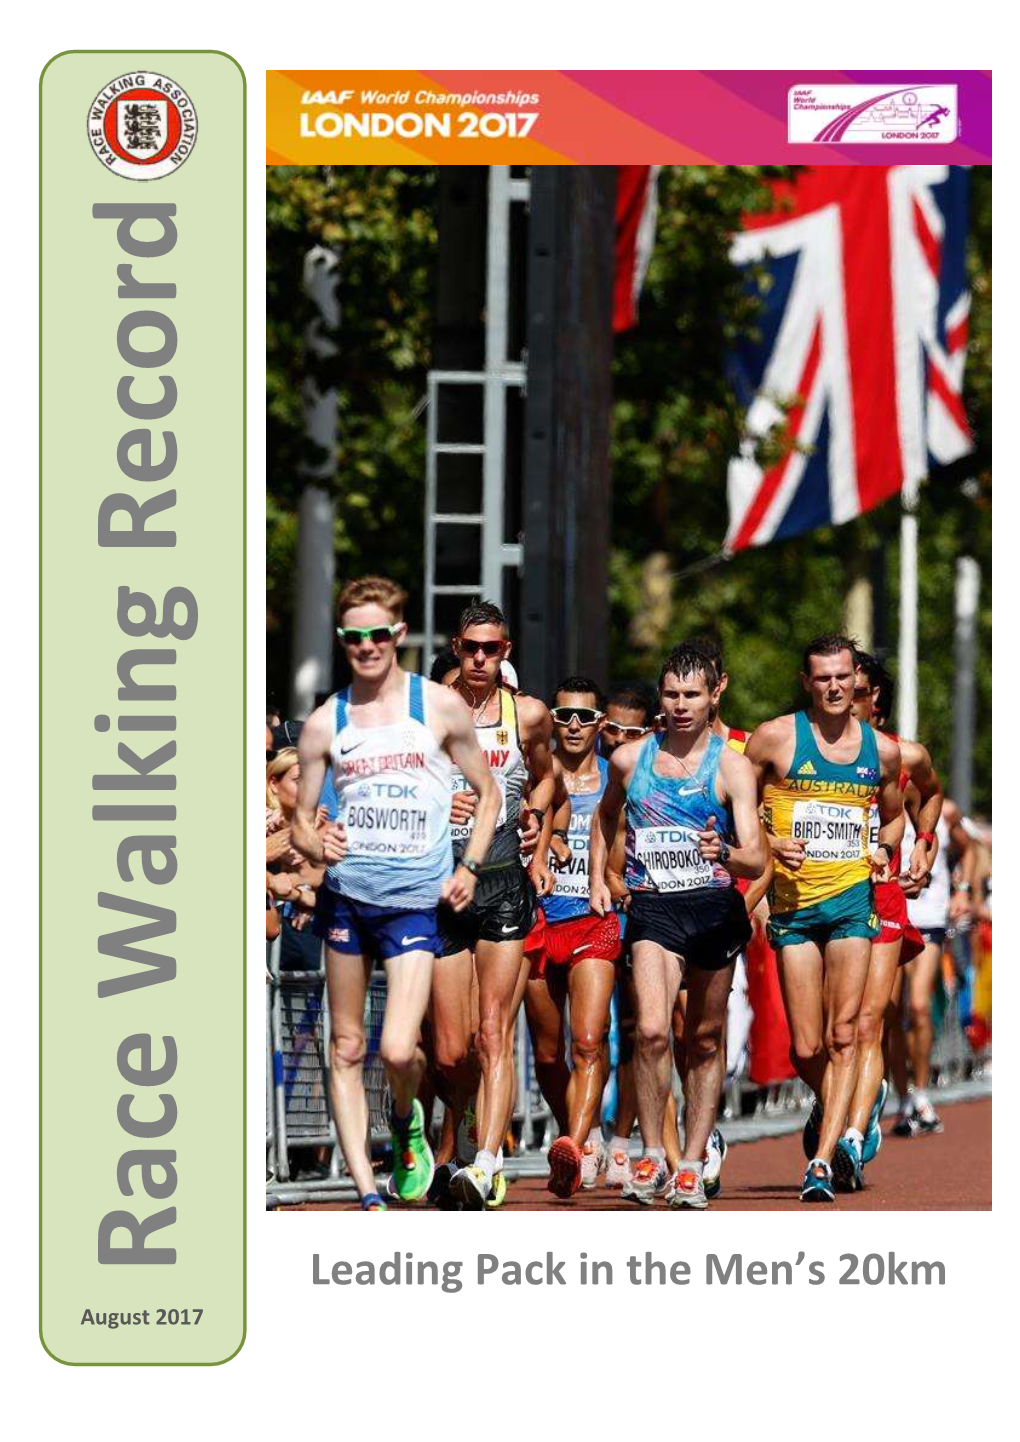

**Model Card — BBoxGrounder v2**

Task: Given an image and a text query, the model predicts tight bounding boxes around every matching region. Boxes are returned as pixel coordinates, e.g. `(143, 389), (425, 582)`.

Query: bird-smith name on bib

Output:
(792, 800), (866, 862)
(634, 825), (713, 892)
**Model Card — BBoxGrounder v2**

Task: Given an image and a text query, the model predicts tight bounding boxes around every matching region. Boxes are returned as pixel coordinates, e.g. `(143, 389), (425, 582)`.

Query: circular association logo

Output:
(87, 71), (198, 181)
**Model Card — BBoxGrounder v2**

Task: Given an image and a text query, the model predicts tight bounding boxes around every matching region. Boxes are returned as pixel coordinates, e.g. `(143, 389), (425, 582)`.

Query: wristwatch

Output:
(529, 808), (547, 826)
(876, 841), (894, 861)
(462, 857), (481, 876)
(718, 839), (731, 865)
(552, 827), (570, 842)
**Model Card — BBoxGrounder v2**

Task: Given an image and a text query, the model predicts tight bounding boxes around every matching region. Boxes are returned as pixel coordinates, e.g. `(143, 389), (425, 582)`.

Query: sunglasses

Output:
(337, 624), (401, 647)
(551, 706), (604, 727)
(852, 686), (872, 700)
(603, 721), (648, 739)
(456, 637), (505, 658)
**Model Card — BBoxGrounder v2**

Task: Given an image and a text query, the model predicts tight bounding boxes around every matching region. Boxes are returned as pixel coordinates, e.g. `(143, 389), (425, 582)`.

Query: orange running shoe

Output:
(547, 1136), (583, 1198)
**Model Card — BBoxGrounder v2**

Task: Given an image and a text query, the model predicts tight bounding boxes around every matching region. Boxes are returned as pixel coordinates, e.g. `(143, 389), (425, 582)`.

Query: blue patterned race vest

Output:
(624, 733), (734, 895)
(326, 673), (453, 908)
(544, 757), (609, 923)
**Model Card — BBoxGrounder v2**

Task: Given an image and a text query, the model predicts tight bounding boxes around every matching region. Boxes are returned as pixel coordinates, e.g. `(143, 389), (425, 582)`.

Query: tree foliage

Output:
(266, 164), (991, 809)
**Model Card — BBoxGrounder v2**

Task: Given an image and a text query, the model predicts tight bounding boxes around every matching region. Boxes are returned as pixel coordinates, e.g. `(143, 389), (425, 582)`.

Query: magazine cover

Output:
(18, 19), (1000, 1434)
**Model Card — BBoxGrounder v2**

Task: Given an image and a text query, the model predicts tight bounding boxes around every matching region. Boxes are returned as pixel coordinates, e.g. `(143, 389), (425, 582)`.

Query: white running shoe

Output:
(580, 1135), (608, 1190)
(669, 1164), (708, 1210)
(604, 1146), (632, 1188)
(622, 1155), (670, 1206)
(914, 1096), (944, 1134)
(449, 1163), (490, 1210)
(703, 1128), (728, 1199)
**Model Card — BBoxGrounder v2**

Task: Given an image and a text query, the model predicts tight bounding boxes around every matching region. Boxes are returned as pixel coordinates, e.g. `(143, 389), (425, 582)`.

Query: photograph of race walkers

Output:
(266, 164), (991, 1212)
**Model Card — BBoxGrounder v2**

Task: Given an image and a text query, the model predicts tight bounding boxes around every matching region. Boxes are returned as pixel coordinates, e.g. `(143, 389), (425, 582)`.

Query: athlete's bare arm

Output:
(872, 732), (905, 874)
(431, 685), (502, 903)
(746, 716), (805, 871)
(606, 811), (629, 905)
(701, 747), (769, 881)
(293, 701), (347, 868)
(517, 694), (556, 807)
(900, 739), (943, 883)
(944, 798), (977, 919)
(589, 740), (642, 915)
(548, 763), (572, 868)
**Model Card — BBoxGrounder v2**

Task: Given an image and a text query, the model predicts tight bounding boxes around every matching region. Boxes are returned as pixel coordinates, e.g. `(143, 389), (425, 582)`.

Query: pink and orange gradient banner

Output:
(267, 70), (990, 167)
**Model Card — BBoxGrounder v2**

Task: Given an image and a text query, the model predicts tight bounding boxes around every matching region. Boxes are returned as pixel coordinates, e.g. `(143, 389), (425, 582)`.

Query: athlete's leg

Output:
(776, 940), (827, 1100)
(524, 969), (569, 1134)
(848, 939), (901, 1135)
(671, 985), (688, 1077)
(429, 947), (480, 1143)
(884, 967), (909, 1102)
(680, 962), (735, 1164)
(498, 947), (534, 1143)
(907, 940), (942, 1092)
(815, 936), (872, 1163)
(434, 1105), (457, 1165)
(565, 956), (617, 1146)
(474, 938), (527, 1155)
(324, 946), (375, 1199)
(632, 940), (683, 1151)
(379, 949), (435, 1116)
(665, 988), (688, 1172)
(612, 977), (638, 1139)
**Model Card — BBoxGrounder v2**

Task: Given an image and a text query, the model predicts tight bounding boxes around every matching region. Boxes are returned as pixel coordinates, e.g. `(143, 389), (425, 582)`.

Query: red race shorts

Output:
(530, 911), (622, 980)
(523, 907), (546, 957)
(874, 880), (925, 964)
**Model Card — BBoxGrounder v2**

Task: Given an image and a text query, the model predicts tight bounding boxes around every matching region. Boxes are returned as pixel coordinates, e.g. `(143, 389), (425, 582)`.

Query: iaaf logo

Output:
(87, 72), (198, 179)
(788, 84), (958, 145)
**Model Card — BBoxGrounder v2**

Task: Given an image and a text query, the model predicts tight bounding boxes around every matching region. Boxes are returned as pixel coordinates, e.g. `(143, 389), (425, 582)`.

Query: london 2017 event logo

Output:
(86, 72), (198, 179)
(788, 83), (959, 145)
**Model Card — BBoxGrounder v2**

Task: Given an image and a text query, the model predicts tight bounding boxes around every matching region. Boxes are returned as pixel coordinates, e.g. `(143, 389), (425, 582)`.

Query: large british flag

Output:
(725, 166), (972, 552)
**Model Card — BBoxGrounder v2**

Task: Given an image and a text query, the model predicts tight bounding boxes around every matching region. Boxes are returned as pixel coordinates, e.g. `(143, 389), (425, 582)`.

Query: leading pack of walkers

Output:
(292, 574), (970, 1209)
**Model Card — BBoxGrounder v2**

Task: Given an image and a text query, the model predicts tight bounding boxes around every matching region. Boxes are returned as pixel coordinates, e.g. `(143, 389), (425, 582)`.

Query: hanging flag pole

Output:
(290, 242), (340, 718)
(897, 474), (920, 740)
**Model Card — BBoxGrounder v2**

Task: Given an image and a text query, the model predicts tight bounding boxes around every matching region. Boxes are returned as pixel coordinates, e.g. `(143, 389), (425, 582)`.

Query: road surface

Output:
(283, 1095), (991, 1212)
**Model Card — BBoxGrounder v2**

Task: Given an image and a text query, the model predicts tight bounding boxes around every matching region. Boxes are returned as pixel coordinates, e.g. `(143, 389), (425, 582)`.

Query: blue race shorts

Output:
(313, 889), (440, 963)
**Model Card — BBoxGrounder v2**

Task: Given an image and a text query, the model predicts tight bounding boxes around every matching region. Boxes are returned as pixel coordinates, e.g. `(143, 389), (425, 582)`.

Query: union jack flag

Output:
(725, 166), (972, 552)
(614, 165), (660, 332)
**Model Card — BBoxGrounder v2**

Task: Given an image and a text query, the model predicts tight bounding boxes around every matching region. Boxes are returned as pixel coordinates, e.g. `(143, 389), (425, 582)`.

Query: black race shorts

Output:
(626, 887), (751, 972)
(438, 861), (537, 956)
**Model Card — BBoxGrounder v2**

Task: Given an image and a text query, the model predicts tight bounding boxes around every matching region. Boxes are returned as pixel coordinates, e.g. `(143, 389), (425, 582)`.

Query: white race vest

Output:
(327, 673), (453, 907)
(449, 686), (527, 862)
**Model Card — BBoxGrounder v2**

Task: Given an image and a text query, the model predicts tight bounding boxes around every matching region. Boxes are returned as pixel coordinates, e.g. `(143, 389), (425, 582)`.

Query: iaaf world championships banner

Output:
(266, 70), (991, 163)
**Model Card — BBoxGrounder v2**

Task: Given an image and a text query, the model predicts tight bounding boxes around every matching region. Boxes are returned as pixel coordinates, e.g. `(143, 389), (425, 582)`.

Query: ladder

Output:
(423, 167), (529, 667)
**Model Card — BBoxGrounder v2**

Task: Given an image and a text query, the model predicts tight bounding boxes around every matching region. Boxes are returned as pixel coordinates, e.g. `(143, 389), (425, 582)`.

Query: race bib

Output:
(450, 772), (507, 842)
(343, 785), (431, 858)
(554, 833), (592, 899)
(792, 800), (865, 863)
(867, 801), (879, 849)
(634, 825), (714, 893)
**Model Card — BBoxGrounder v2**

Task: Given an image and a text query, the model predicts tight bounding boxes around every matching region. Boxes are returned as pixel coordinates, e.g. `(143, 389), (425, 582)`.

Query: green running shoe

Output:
(389, 1099), (435, 1203)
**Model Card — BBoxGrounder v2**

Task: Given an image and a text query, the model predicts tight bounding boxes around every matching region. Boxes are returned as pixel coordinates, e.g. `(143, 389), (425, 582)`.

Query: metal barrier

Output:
(267, 925), (990, 1204)
(266, 932), (391, 1203)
